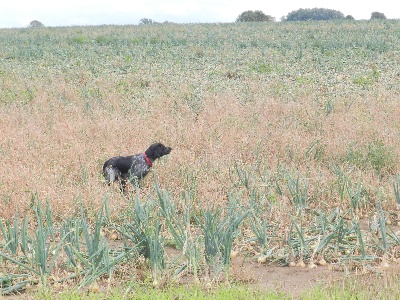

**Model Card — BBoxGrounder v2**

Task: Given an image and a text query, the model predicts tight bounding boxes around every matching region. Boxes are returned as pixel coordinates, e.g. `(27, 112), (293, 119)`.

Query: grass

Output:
(33, 284), (287, 300)
(24, 270), (400, 299)
(1, 20), (400, 296)
(301, 271), (400, 299)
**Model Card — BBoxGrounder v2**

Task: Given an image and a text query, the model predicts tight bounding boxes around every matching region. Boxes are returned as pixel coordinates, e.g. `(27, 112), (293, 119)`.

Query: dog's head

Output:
(145, 143), (172, 160)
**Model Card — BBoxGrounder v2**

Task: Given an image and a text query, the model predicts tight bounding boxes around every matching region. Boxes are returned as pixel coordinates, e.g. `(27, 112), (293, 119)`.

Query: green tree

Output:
(285, 8), (345, 21)
(370, 12), (386, 20)
(345, 15), (355, 20)
(29, 20), (44, 27)
(236, 10), (275, 22)
(139, 18), (156, 25)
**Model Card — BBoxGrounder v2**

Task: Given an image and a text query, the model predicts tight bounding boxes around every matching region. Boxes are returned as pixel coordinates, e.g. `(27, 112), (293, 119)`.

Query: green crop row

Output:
(1, 171), (400, 295)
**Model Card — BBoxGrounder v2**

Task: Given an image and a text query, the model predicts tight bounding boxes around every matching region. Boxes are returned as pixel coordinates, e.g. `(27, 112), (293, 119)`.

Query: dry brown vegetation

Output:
(2, 84), (399, 218)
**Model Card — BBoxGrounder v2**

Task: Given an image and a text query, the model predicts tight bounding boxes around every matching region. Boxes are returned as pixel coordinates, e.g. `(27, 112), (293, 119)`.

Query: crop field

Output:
(1, 20), (400, 297)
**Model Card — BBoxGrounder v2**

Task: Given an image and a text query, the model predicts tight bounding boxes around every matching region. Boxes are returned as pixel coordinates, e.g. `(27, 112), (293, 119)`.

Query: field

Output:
(1, 20), (400, 297)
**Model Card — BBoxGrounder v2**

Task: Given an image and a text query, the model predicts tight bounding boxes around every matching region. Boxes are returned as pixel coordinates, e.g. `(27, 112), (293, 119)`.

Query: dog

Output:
(103, 143), (172, 190)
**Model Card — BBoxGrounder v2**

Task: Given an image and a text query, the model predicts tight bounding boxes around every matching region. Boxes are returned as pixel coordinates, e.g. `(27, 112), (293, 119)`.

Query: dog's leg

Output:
(117, 178), (127, 193)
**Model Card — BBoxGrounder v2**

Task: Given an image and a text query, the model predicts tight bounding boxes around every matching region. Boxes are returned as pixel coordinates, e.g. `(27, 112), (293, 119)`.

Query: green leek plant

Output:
(229, 162), (254, 191)
(312, 209), (340, 262)
(394, 175), (400, 206)
(118, 190), (165, 284)
(288, 215), (313, 266)
(32, 202), (66, 283)
(331, 163), (350, 203)
(0, 201), (72, 290)
(371, 197), (390, 267)
(156, 180), (189, 251)
(61, 218), (80, 269)
(286, 174), (308, 213)
(0, 215), (29, 256)
(74, 206), (129, 288)
(155, 181), (203, 280)
(181, 236), (202, 281)
(347, 183), (362, 215)
(0, 274), (32, 296)
(0, 215), (31, 295)
(196, 198), (248, 278)
(248, 190), (278, 257)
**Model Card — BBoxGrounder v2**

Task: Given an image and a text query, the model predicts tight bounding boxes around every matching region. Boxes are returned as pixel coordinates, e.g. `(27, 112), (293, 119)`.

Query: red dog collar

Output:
(144, 153), (152, 167)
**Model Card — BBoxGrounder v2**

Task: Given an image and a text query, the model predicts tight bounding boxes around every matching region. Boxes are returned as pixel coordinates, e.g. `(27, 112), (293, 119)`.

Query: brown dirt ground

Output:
(230, 256), (400, 298)
(231, 257), (341, 297)
(164, 247), (343, 297)
(164, 245), (400, 298)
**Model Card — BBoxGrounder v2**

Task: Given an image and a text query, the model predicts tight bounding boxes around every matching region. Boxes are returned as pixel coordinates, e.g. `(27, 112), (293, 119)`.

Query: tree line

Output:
(236, 9), (387, 23)
(29, 8), (388, 28)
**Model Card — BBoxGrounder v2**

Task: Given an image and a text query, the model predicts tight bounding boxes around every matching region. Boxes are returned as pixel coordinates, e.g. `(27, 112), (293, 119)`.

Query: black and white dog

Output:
(103, 143), (172, 190)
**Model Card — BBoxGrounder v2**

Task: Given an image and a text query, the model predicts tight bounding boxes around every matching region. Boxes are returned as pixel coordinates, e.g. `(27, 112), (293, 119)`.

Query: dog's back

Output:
(103, 154), (150, 184)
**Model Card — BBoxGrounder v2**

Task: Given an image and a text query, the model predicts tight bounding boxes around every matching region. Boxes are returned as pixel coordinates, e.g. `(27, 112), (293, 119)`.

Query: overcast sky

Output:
(0, 0), (399, 28)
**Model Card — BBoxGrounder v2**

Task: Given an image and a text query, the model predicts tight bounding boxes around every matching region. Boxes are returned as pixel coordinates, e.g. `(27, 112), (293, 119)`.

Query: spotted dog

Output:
(103, 143), (172, 190)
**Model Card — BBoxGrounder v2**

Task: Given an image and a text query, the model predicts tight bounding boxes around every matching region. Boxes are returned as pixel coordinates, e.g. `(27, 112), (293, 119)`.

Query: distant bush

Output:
(236, 10), (275, 22)
(29, 20), (44, 28)
(139, 19), (174, 25)
(285, 8), (345, 21)
(370, 12), (386, 20)
(345, 15), (355, 20)
(139, 18), (156, 25)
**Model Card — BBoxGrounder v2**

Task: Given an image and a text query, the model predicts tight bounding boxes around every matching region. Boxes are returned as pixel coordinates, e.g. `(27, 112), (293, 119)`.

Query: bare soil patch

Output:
(231, 256), (400, 297)
(231, 257), (339, 297)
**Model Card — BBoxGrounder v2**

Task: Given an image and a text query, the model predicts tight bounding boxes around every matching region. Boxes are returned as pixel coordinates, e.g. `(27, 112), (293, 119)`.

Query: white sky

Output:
(0, 0), (399, 28)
